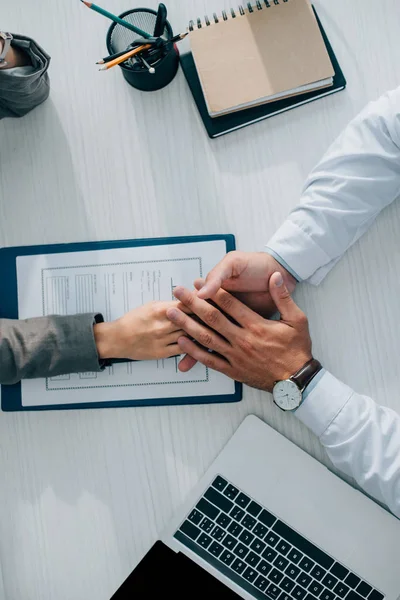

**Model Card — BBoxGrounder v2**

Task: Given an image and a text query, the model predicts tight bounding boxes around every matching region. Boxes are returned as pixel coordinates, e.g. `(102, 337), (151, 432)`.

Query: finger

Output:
(166, 306), (231, 354)
(196, 254), (241, 299)
(269, 272), (304, 323)
(162, 344), (181, 358)
(177, 337), (232, 375)
(166, 329), (187, 344)
(178, 354), (198, 372)
(172, 287), (238, 340)
(210, 288), (264, 328)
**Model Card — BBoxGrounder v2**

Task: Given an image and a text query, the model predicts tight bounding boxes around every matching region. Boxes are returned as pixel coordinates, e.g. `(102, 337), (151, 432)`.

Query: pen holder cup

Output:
(106, 8), (179, 91)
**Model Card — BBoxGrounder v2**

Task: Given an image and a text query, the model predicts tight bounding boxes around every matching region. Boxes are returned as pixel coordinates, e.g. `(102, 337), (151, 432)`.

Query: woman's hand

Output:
(94, 301), (187, 361)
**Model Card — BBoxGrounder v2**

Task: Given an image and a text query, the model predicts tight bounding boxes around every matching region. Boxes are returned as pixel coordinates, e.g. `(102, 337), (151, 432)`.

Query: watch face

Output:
(273, 380), (302, 411)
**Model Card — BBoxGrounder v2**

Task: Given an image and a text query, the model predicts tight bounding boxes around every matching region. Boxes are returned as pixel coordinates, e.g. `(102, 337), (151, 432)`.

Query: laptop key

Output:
(334, 582), (350, 598)
(281, 577), (296, 592)
(227, 521), (243, 537)
(299, 557), (315, 572)
(199, 517), (214, 533)
(369, 592), (384, 600)
(233, 542), (249, 559)
(250, 538), (266, 554)
(288, 548), (303, 564)
(285, 564), (300, 579)
(265, 583), (281, 600)
(308, 582), (323, 596)
(216, 513), (231, 528)
(188, 509), (203, 525)
(275, 539), (291, 556)
(196, 498), (219, 520)
(258, 508), (276, 527)
(179, 520), (201, 541)
(320, 591), (335, 600)
(253, 523), (268, 539)
(230, 506), (245, 522)
(265, 532), (279, 547)
(278, 594), (292, 600)
(231, 558), (247, 574)
(209, 541), (224, 557)
(322, 574), (338, 589)
(257, 560), (273, 576)
(224, 484), (239, 499)
(310, 565), (326, 581)
(347, 592), (366, 600)
(220, 550), (235, 565)
(273, 521), (334, 570)
(273, 555), (289, 570)
(245, 551), (261, 567)
(330, 563), (349, 579)
(243, 566), (258, 583)
(292, 585), (307, 600)
(204, 488), (234, 513)
(235, 492), (251, 508)
(254, 575), (268, 591)
(210, 525), (226, 541)
(356, 583), (373, 598)
(297, 572), (312, 588)
(242, 515), (257, 530)
(247, 501), (263, 517)
(212, 476), (228, 491)
(239, 530), (254, 545)
(305, 595), (319, 600)
(198, 533), (212, 548)
(262, 546), (278, 563)
(268, 568), (284, 584)
(222, 534), (237, 550)
(345, 574), (361, 589)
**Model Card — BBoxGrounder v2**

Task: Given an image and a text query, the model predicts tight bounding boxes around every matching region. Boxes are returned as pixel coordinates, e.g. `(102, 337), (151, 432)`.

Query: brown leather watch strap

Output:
(290, 358), (322, 392)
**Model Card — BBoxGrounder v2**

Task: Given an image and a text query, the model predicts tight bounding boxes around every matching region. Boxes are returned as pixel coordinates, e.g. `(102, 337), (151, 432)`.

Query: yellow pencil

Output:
(98, 44), (152, 71)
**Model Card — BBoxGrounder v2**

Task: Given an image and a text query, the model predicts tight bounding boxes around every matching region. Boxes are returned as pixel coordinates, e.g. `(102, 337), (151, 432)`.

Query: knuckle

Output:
(199, 331), (213, 347)
(237, 335), (254, 353)
(218, 292), (234, 311)
(248, 321), (264, 337)
(203, 354), (216, 369)
(205, 308), (220, 326)
(296, 312), (308, 327)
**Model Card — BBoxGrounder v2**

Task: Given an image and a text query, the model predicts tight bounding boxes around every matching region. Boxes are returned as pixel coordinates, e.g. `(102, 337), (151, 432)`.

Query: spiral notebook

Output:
(180, 4), (346, 137)
(188, 0), (334, 117)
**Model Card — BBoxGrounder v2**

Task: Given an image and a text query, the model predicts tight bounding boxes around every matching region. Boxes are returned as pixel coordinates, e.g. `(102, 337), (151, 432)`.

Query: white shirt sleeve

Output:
(296, 372), (400, 518)
(266, 86), (400, 285)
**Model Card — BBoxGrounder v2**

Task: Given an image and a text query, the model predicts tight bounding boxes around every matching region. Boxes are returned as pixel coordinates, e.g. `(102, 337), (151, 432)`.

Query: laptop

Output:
(111, 415), (400, 599)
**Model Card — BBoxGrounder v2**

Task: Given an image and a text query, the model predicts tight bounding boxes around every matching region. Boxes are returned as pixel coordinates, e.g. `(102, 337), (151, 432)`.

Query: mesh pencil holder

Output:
(106, 8), (179, 91)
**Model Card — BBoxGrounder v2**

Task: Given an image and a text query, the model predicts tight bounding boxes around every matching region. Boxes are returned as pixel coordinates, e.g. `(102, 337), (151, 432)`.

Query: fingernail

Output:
(275, 273), (283, 287)
(167, 308), (179, 320)
(173, 287), (184, 299)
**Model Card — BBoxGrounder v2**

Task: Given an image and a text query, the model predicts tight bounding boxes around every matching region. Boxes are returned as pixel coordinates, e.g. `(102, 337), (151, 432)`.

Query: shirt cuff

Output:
(264, 248), (302, 282)
(266, 219), (333, 283)
(295, 370), (354, 438)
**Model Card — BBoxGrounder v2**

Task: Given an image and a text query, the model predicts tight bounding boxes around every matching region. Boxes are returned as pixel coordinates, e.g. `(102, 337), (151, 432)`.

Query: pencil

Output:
(80, 0), (151, 40)
(98, 44), (151, 71)
(167, 31), (189, 45)
(96, 47), (135, 65)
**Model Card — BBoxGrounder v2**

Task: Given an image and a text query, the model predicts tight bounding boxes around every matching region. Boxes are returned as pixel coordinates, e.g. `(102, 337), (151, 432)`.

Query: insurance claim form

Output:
(16, 239), (236, 408)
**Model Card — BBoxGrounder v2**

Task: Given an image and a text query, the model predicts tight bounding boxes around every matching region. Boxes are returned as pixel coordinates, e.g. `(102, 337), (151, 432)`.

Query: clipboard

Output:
(0, 234), (242, 412)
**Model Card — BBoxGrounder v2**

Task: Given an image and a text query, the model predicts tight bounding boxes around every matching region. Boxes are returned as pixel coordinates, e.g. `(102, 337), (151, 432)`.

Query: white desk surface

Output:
(1, 0), (400, 598)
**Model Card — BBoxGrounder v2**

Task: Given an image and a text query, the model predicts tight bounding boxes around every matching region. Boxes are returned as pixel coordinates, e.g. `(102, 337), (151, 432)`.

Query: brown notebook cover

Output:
(189, 0), (335, 117)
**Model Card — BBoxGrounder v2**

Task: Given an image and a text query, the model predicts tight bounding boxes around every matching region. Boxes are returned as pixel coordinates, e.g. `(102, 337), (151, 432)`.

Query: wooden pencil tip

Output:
(95, 60), (104, 64)
(98, 65), (107, 71)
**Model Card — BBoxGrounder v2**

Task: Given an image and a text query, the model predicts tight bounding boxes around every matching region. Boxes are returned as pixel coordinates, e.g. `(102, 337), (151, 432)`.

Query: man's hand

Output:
(94, 301), (187, 361)
(166, 273), (312, 393)
(177, 251), (297, 372)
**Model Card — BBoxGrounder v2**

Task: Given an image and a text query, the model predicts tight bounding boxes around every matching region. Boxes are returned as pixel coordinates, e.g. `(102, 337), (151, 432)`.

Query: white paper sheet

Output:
(17, 240), (235, 407)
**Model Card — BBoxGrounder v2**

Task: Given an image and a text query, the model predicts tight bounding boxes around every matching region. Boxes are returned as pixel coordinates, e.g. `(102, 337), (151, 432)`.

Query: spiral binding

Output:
(188, 0), (289, 30)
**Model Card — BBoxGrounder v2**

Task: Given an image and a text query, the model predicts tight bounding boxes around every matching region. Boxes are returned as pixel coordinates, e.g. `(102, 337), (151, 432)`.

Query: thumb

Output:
(269, 272), (304, 323)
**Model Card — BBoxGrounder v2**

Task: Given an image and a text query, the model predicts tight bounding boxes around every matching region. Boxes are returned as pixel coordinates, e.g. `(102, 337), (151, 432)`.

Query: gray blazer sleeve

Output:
(0, 34), (50, 119)
(0, 314), (103, 385)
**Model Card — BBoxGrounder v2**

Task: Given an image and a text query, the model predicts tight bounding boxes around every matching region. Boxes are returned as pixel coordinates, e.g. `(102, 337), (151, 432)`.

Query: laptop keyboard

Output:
(174, 476), (384, 600)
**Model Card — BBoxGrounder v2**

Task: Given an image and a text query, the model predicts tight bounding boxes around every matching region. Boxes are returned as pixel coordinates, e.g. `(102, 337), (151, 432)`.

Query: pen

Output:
(80, 0), (152, 40)
(153, 3), (168, 37)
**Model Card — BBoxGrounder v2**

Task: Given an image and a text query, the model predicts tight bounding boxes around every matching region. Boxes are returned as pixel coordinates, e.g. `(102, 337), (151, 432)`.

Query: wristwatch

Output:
(0, 32), (13, 68)
(272, 358), (322, 412)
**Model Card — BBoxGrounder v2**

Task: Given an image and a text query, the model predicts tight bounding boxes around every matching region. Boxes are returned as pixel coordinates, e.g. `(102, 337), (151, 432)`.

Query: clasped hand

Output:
(166, 272), (312, 393)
